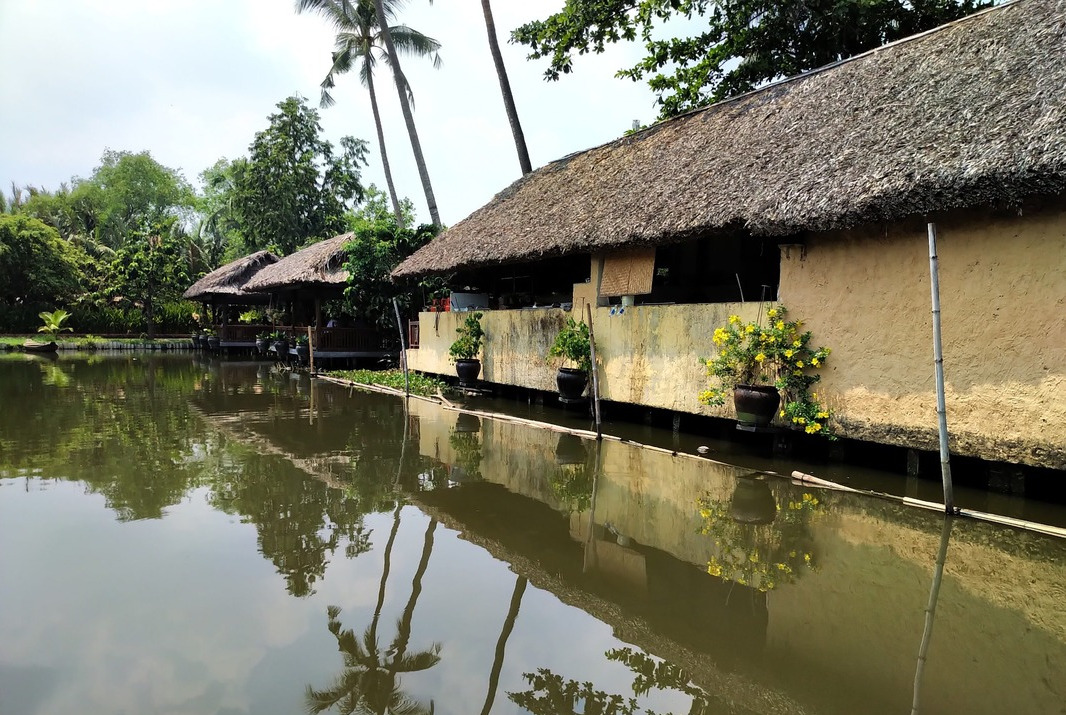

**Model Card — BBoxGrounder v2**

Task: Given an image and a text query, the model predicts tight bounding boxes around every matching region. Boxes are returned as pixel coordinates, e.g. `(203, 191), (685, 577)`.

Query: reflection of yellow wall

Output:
(408, 202), (1066, 468)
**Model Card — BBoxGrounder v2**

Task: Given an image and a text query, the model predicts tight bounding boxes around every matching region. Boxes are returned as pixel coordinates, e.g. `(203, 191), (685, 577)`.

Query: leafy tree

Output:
(298, 0), (443, 229)
(342, 188), (443, 332)
(232, 95), (369, 255)
(110, 225), (190, 338)
(513, 0), (990, 118)
(0, 214), (85, 306)
(85, 149), (196, 247)
(195, 157), (248, 268)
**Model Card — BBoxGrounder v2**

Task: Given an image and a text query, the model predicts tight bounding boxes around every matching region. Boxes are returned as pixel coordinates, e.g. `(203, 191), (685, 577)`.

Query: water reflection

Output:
(3, 355), (1066, 715)
(911, 516), (954, 715)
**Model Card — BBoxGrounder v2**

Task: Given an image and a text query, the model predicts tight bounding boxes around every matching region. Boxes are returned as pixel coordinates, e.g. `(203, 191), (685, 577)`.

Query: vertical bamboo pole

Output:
(585, 303), (602, 439)
(927, 223), (955, 513)
(393, 298), (410, 398)
(307, 325), (315, 375)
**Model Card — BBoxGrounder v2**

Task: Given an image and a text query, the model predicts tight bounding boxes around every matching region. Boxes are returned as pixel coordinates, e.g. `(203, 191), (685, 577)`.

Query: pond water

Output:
(1, 354), (1064, 715)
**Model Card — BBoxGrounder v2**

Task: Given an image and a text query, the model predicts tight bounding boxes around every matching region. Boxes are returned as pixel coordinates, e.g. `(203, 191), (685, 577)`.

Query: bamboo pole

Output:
(911, 515), (954, 714)
(393, 298), (410, 398)
(585, 303), (602, 439)
(927, 223), (955, 513)
(307, 325), (315, 376)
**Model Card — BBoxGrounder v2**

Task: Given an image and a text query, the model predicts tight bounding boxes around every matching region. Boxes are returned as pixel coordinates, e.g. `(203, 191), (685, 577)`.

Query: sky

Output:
(0, 0), (666, 227)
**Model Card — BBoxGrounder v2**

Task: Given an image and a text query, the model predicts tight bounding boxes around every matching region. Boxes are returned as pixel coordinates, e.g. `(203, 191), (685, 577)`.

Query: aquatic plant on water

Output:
(699, 305), (833, 435)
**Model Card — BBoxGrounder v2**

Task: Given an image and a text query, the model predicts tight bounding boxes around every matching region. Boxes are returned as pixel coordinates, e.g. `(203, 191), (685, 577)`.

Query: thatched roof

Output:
(394, 0), (1066, 278)
(183, 250), (278, 301)
(243, 233), (352, 292)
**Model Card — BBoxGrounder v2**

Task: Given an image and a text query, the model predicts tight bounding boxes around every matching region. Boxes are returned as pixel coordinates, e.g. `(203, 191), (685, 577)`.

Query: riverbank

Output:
(0, 335), (194, 351)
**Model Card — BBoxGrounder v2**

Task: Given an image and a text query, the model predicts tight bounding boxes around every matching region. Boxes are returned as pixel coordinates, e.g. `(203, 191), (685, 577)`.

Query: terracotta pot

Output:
(733, 384), (780, 427)
(556, 367), (588, 401)
(455, 358), (481, 387)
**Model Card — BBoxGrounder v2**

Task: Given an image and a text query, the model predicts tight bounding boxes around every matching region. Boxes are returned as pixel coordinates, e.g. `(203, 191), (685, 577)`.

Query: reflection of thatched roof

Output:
(183, 251), (278, 300)
(244, 234), (352, 292)
(393, 0), (1066, 278)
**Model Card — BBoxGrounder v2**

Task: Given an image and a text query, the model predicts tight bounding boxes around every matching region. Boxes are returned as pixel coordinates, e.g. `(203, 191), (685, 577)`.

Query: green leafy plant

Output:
(546, 317), (592, 374)
(238, 309), (262, 323)
(256, 331), (272, 341)
(268, 330), (286, 342)
(294, 335), (309, 346)
(700, 305), (833, 436)
(37, 309), (73, 341)
(448, 311), (484, 361)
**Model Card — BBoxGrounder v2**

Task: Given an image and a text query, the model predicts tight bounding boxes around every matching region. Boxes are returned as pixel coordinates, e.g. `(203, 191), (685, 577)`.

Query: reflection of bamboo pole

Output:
(927, 223), (954, 513)
(479, 575), (527, 715)
(307, 325), (315, 375)
(393, 298), (410, 398)
(585, 303), (602, 439)
(911, 515), (954, 715)
(583, 440), (603, 574)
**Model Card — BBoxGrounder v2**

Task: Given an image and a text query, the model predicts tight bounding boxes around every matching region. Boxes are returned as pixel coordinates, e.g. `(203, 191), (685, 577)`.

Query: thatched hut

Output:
(243, 233), (393, 360)
(394, 0), (1066, 472)
(183, 250), (278, 346)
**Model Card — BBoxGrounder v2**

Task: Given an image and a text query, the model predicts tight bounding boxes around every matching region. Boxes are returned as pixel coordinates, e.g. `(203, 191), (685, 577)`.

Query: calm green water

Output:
(1, 354), (1064, 715)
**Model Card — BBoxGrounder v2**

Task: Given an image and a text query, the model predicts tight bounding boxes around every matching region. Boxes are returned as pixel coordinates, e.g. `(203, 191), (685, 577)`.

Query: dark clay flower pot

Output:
(207, 336), (220, 351)
(733, 384), (780, 427)
(273, 339), (289, 359)
(296, 345), (310, 363)
(255, 338), (268, 354)
(556, 367), (588, 402)
(455, 358), (481, 387)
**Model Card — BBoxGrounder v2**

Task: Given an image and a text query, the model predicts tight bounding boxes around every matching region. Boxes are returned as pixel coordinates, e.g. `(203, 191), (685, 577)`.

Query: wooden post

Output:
(585, 303), (602, 439)
(927, 222), (955, 513)
(307, 325), (315, 375)
(393, 298), (410, 398)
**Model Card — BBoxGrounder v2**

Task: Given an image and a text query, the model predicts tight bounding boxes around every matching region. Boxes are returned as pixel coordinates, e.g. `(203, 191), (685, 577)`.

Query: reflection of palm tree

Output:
(307, 518), (441, 714)
(479, 575), (527, 715)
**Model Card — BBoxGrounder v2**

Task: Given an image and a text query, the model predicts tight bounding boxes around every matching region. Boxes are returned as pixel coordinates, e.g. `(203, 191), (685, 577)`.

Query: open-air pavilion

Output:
(182, 250), (279, 349)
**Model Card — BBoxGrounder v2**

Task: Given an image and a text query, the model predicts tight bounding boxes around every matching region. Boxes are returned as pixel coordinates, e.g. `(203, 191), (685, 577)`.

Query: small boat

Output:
(22, 340), (58, 353)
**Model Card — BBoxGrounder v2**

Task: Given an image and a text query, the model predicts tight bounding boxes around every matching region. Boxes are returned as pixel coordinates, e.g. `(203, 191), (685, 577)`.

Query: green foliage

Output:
(509, 668), (641, 715)
(448, 311), (484, 361)
(233, 95), (369, 255)
(0, 214), (85, 305)
(513, 0), (990, 118)
(37, 309), (74, 340)
(238, 309), (262, 323)
(109, 228), (191, 337)
(700, 305), (833, 436)
(546, 317), (592, 373)
(328, 368), (448, 397)
(342, 188), (443, 332)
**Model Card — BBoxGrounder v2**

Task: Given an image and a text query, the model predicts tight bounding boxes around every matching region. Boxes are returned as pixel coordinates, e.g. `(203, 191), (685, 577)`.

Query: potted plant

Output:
(699, 305), (833, 433)
(448, 311), (484, 387)
(294, 334), (310, 363)
(546, 317), (592, 401)
(270, 330), (289, 359)
(255, 331), (270, 355)
(206, 328), (220, 351)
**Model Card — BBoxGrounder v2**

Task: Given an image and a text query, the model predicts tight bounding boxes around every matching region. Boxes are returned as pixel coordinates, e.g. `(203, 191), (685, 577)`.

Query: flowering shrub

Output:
(699, 305), (833, 435)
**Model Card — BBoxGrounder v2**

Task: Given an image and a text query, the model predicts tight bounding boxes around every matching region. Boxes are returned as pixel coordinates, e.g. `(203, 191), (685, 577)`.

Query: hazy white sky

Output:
(0, 0), (664, 226)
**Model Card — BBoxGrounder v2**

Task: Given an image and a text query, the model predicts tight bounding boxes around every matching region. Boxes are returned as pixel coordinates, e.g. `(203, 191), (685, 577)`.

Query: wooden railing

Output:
(313, 327), (392, 352)
(217, 324), (270, 342)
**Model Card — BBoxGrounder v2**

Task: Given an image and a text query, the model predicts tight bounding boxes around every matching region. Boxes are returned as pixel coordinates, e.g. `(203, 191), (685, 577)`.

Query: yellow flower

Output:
(775, 320), (785, 330)
(779, 410), (785, 417)
(811, 358), (820, 367)
(796, 361), (804, 368)
(793, 340), (801, 348)
(712, 327), (729, 345)
(817, 411), (829, 419)
(805, 423), (822, 434)
(754, 352), (766, 363)
(767, 308), (778, 318)
(745, 324), (755, 334)
(784, 349), (794, 358)
(729, 315), (741, 325)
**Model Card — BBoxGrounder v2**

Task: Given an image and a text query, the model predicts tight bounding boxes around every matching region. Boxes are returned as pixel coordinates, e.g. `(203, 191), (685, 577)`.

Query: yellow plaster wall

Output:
(779, 203), (1066, 468)
(406, 203), (1066, 468)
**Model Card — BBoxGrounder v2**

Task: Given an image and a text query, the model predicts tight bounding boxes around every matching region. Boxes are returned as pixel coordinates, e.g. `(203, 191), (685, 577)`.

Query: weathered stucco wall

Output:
(407, 203), (1066, 468)
(780, 203), (1066, 468)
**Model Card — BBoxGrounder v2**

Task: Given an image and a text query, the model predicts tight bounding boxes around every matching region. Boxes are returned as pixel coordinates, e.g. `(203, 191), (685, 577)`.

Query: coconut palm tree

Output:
(479, 0), (531, 175)
(297, 0), (442, 228)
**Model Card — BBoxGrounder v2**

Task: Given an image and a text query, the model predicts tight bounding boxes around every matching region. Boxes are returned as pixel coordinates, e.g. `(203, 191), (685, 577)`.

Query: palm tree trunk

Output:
(372, 0), (441, 225)
(366, 57), (405, 229)
(479, 575), (527, 715)
(391, 518), (437, 660)
(369, 501), (404, 645)
(481, 0), (532, 176)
